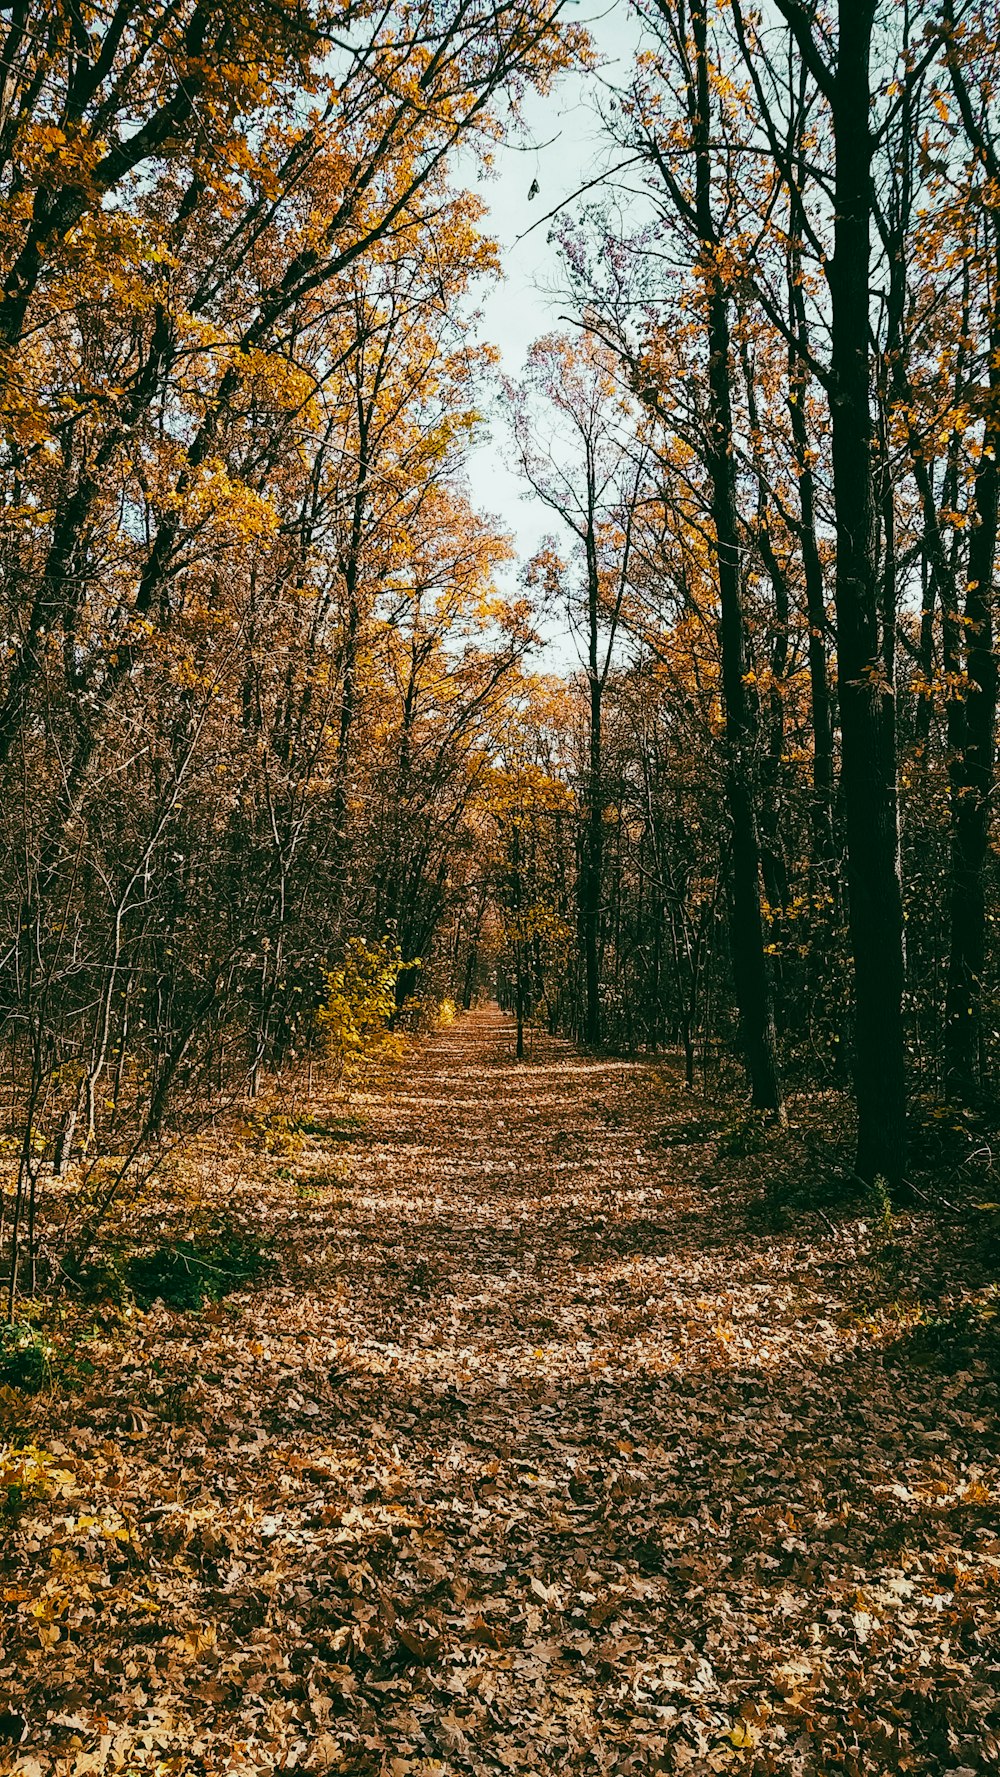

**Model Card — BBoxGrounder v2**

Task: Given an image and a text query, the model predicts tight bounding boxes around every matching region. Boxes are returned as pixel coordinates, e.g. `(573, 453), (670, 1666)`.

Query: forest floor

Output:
(2, 1007), (1000, 1776)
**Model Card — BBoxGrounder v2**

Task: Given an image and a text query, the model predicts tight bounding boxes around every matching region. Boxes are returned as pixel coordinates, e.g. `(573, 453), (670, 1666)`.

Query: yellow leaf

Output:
(727, 1723), (757, 1748)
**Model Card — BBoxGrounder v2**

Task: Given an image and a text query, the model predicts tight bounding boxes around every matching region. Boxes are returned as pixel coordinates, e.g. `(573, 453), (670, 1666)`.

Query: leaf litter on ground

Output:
(1, 1007), (999, 1776)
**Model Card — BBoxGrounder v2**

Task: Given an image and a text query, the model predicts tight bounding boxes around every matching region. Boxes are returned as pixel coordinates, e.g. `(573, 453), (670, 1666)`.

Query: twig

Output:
(906, 1179), (961, 1214)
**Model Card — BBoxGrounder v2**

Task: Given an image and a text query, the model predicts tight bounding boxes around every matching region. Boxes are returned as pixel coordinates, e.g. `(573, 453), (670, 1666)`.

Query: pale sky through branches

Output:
(464, 1), (642, 574)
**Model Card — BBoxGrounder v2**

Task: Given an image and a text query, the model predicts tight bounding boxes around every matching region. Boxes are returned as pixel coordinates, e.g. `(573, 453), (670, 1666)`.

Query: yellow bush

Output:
(317, 938), (417, 1068)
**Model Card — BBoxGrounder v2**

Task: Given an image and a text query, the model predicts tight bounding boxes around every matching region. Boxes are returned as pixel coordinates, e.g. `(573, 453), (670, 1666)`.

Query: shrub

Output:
(885, 1288), (1000, 1375)
(245, 1107), (367, 1155)
(125, 1228), (273, 1311)
(243, 1108), (308, 1157)
(864, 1173), (894, 1239)
(61, 1252), (131, 1306)
(317, 937), (417, 1068)
(716, 1111), (771, 1160)
(0, 1320), (55, 1393)
(288, 1112), (366, 1142)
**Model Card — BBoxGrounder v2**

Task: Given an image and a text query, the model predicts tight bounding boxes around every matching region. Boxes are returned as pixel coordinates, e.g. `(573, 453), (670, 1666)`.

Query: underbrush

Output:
(703, 1097), (1000, 1374)
(711, 1091), (1000, 1245)
(648, 1115), (719, 1150)
(709, 1109), (852, 1230)
(0, 1318), (55, 1393)
(242, 1104), (367, 1155)
(884, 1286), (1000, 1376)
(0, 1073), (360, 1368)
(61, 1218), (275, 1314)
(0, 1303), (110, 1400)
(295, 1173), (351, 1204)
(0, 1443), (76, 1512)
(716, 1109), (775, 1161)
(123, 1227), (274, 1311)
(290, 1111), (367, 1142)
(0, 1220), (275, 1399)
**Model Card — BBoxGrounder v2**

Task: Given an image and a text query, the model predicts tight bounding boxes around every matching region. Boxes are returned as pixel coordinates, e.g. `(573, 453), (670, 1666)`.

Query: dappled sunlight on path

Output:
(4, 1009), (999, 1774)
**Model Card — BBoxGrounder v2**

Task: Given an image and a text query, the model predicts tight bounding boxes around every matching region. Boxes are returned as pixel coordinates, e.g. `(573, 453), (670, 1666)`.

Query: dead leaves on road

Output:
(1, 1010), (999, 1775)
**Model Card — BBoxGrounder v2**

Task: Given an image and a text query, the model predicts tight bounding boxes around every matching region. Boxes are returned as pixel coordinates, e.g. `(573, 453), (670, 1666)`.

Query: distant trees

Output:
(512, 336), (646, 1044)
(487, 674), (576, 1051)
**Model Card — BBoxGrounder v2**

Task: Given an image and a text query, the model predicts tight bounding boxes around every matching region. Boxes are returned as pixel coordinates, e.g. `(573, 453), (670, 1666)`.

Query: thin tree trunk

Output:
(579, 502), (604, 1048)
(829, 0), (906, 1181)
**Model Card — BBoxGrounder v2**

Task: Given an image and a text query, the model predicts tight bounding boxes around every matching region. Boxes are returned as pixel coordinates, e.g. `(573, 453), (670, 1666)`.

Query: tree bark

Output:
(944, 300), (999, 1099)
(581, 515), (604, 1047)
(691, 0), (782, 1115)
(829, 0), (907, 1181)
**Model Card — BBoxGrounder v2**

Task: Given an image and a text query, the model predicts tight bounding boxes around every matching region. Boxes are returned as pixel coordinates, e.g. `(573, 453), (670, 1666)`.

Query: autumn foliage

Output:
(1, 3), (1000, 1771)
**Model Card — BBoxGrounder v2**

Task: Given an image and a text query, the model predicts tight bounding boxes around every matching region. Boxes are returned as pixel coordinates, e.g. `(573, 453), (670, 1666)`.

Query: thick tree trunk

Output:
(944, 319), (999, 1099)
(830, 0), (907, 1182)
(511, 825), (527, 1058)
(691, 0), (782, 1115)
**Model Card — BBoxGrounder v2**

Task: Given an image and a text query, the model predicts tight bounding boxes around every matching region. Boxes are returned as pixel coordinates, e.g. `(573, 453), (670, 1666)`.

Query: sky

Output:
(462, 2), (643, 574)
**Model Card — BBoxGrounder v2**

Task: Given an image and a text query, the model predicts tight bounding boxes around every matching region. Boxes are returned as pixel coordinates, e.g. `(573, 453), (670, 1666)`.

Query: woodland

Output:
(1, 0), (1000, 1772)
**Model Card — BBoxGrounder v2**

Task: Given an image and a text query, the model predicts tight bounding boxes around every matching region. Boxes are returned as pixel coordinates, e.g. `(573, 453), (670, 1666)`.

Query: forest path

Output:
(7, 1009), (1000, 1775)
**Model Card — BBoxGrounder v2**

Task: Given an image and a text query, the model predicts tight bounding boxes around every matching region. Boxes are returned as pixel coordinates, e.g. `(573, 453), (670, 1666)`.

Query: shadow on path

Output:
(5, 1007), (999, 1775)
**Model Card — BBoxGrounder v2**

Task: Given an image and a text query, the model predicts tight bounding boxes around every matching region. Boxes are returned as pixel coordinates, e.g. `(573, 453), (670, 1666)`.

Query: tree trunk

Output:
(830, 0), (907, 1181)
(787, 285), (835, 872)
(691, 0), (782, 1115)
(581, 669), (603, 1046)
(578, 499), (604, 1049)
(944, 303), (999, 1099)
